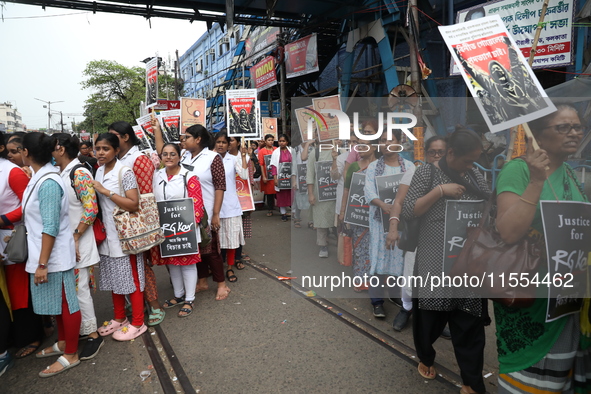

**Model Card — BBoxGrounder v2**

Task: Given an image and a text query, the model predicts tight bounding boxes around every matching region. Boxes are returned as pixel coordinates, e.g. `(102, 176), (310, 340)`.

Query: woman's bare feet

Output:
(196, 278), (209, 293)
(215, 283), (231, 301)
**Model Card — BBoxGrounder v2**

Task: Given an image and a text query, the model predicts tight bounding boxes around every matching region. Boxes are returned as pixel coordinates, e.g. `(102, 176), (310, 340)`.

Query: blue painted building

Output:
(179, 23), (247, 100)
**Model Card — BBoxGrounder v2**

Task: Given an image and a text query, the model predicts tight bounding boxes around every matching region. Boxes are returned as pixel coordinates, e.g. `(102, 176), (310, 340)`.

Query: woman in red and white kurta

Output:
(152, 143), (205, 317)
(108, 121), (164, 326)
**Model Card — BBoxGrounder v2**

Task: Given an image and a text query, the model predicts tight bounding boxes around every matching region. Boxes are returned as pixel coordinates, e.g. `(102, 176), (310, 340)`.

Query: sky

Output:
(0, 3), (207, 130)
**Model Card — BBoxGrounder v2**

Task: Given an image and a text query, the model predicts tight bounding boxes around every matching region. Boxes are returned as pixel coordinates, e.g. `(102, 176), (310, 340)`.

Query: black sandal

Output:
(178, 301), (194, 318)
(163, 296), (185, 309)
(235, 260), (245, 270)
(226, 269), (238, 282)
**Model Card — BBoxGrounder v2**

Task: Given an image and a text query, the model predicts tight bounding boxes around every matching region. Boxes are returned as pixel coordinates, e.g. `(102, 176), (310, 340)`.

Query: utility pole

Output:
(34, 98), (63, 133)
(174, 50), (180, 100)
(278, 29), (287, 134)
(60, 111), (64, 132)
(407, 0), (423, 127)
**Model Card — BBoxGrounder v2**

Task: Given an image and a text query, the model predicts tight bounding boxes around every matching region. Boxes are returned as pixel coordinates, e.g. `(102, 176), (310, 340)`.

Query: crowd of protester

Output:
(1, 103), (590, 393)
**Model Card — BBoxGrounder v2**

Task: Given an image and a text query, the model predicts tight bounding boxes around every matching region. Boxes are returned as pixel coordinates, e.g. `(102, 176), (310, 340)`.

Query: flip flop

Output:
(16, 342), (41, 359)
(36, 342), (64, 359)
(267, 211), (273, 217)
(417, 363), (437, 380)
(39, 356), (80, 378)
(240, 253), (251, 261)
(226, 269), (237, 283)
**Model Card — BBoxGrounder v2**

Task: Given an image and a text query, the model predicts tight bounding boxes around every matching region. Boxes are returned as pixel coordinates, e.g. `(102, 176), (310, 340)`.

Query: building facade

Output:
(0, 102), (25, 133)
(179, 23), (246, 99)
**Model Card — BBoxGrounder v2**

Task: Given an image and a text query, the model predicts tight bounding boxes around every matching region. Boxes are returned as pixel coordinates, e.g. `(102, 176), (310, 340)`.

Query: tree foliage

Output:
(77, 60), (183, 133)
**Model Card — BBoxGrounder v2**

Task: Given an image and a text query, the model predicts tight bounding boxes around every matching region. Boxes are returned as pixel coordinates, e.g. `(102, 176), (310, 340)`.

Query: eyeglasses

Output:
(542, 123), (587, 134)
(161, 152), (178, 158)
(427, 149), (445, 157)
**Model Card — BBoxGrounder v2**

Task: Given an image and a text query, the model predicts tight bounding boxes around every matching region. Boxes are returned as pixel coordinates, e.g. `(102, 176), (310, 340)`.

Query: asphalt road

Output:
(3, 208), (500, 393)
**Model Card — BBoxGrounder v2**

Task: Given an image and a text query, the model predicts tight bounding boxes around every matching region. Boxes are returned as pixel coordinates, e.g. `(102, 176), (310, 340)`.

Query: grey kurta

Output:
(306, 148), (336, 229)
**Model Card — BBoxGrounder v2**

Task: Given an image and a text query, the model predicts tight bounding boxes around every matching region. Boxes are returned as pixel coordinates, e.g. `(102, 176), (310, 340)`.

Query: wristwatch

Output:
(108, 191), (115, 199)
(38, 263), (48, 269)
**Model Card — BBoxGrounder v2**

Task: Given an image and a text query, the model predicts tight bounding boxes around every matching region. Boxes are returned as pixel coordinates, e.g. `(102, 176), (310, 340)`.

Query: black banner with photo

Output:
(376, 174), (404, 233)
(297, 164), (307, 193)
(278, 162), (292, 190)
(540, 201), (591, 322)
(344, 173), (369, 228)
(315, 161), (337, 202)
(157, 198), (199, 258)
(443, 200), (485, 274)
(264, 154), (273, 180)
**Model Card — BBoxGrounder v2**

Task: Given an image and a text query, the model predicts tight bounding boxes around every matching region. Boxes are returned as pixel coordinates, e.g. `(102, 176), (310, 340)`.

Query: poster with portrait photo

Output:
(439, 15), (555, 133)
(262, 117), (278, 140)
(180, 98), (207, 134)
(145, 57), (158, 109)
(312, 95), (342, 142)
(158, 110), (181, 144)
(136, 114), (157, 152)
(226, 89), (261, 138)
(132, 125), (153, 154)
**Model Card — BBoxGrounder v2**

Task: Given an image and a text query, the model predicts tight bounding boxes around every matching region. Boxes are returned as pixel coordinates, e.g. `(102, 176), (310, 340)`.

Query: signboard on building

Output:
(245, 26), (280, 61)
(453, 0), (574, 72)
(251, 56), (278, 92)
(285, 34), (319, 79)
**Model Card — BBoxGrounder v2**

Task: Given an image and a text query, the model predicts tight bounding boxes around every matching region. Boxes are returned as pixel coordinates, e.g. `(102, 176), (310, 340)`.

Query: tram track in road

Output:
(142, 313), (197, 394)
(245, 259), (464, 392)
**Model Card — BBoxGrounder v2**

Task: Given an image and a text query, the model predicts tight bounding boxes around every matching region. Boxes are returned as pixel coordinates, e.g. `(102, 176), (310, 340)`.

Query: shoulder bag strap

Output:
(22, 172), (58, 221)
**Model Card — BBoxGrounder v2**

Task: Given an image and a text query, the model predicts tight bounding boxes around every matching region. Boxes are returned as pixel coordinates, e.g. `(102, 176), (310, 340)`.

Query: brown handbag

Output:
(451, 192), (544, 308)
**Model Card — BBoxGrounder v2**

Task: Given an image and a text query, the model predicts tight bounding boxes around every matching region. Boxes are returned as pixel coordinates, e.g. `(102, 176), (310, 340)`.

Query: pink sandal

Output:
(112, 324), (147, 341)
(97, 319), (129, 337)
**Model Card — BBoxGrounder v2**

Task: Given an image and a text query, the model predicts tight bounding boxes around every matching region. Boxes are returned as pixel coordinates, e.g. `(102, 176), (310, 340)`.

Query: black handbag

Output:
(398, 163), (434, 252)
(4, 173), (55, 263)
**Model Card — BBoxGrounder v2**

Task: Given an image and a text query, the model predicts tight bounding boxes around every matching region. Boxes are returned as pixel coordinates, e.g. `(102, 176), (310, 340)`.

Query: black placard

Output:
(278, 162), (292, 189)
(540, 201), (591, 322)
(376, 174), (404, 233)
(443, 200), (484, 275)
(297, 164), (307, 193)
(344, 173), (369, 228)
(315, 161), (337, 201)
(264, 154), (273, 180)
(157, 198), (199, 258)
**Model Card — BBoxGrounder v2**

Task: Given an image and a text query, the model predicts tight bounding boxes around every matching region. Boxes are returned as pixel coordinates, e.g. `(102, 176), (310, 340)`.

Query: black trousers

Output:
(0, 289), (10, 353)
(264, 194), (275, 211)
(11, 293), (44, 349)
(412, 300), (486, 394)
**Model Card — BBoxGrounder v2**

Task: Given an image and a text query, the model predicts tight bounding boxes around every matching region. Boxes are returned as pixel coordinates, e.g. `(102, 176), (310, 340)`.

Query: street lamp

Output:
(34, 98), (64, 133)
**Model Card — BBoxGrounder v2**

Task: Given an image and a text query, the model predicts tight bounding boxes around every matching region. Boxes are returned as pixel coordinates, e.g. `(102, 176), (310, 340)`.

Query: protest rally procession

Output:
(2, 0), (591, 393)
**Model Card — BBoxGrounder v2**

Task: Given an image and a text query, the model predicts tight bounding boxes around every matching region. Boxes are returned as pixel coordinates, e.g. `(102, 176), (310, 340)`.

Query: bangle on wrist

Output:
(519, 197), (537, 206)
(438, 185), (444, 198)
(38, 263), (47, 269)
(389, 216), (400, 222)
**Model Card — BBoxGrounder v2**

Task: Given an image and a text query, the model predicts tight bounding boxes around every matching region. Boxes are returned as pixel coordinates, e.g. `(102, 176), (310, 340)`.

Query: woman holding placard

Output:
(494, 105), (590, 393)
(270, 134), (293, 222)
(153, 143), (205, 318)
(402, 128), (489, 394)
(180, 125), (231, 301)
(258, 134), (277, 216)
(213, 133), (248, 283)
(364, 129), (414, 318)
(339, 128), (379, 292)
